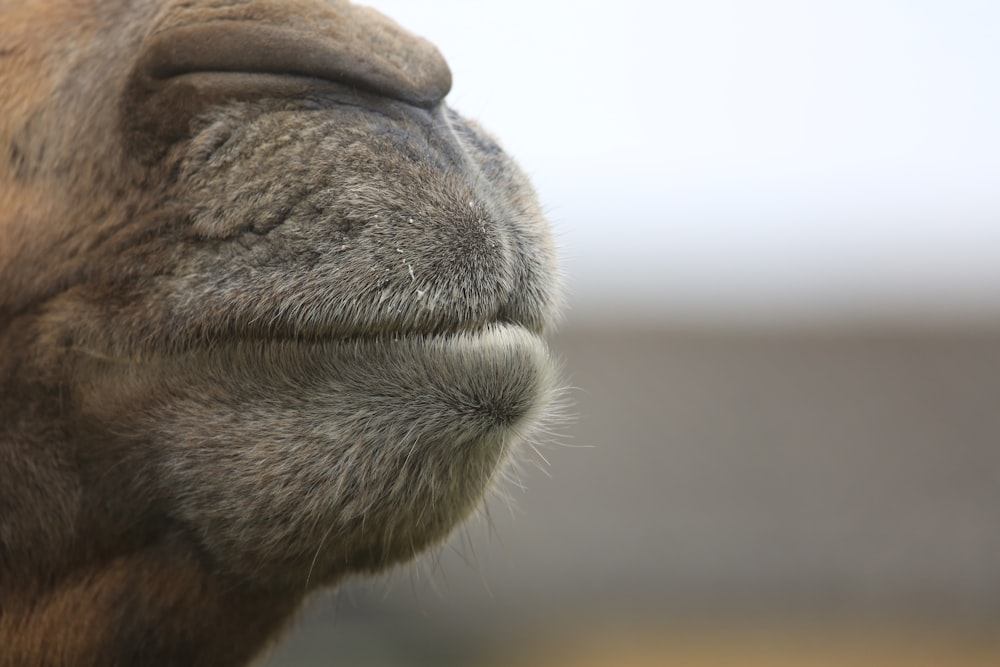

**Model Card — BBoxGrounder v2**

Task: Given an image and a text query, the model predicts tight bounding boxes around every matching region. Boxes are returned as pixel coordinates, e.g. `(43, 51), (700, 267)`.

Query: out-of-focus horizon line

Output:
(562, 290), (1000, 330)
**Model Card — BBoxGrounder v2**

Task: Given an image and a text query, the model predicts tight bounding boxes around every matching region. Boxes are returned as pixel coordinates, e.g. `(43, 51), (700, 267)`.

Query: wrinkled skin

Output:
(0, 1), (560, 664)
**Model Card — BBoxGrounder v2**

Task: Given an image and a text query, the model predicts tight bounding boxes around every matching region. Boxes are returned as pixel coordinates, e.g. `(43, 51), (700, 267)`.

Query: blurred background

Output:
(264, 1), (1000, 665)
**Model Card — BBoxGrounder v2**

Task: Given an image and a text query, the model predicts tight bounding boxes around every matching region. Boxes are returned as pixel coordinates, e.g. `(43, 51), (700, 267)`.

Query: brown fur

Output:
(0, 1), (560, 664)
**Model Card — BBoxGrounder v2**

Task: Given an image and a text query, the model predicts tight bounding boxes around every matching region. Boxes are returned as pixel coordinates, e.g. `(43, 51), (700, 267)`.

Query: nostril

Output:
(137, 21), (452, 109)
(125, 2), (453, 150)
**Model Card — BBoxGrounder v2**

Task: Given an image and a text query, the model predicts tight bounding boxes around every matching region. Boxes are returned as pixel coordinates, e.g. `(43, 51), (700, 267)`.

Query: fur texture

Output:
(0, 1), (560, 664)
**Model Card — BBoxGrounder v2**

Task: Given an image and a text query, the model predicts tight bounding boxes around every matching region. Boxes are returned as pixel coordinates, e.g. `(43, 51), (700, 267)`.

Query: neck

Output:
(0, 541), (300, 667)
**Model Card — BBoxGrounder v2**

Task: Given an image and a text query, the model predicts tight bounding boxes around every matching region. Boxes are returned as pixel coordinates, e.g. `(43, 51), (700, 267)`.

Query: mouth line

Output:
(235, 313), (537, 348)
(74, 318), (537, 367)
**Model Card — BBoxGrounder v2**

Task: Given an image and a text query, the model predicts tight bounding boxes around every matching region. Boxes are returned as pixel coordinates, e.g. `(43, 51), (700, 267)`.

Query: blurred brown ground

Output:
(487, 621), (1000, 667)
(263, 324), (1000, 666)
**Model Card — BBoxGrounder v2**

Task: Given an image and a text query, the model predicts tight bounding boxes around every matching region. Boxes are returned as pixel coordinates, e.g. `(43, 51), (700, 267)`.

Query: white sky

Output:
(368, 1), (1000, 324)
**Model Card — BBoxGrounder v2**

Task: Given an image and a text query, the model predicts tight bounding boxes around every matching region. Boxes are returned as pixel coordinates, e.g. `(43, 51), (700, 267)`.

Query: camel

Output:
(0, 1), (561, 664)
